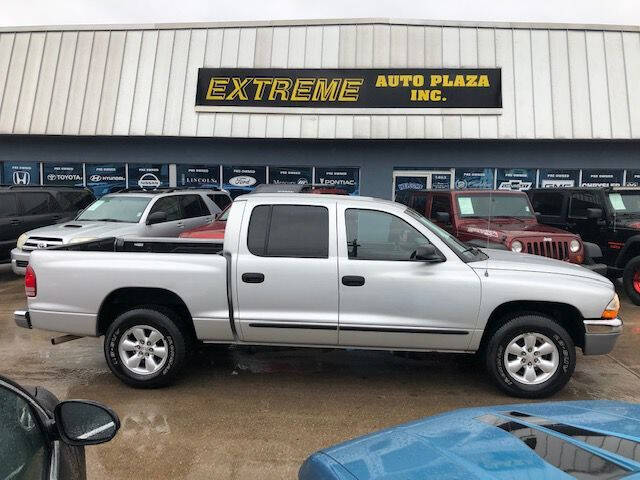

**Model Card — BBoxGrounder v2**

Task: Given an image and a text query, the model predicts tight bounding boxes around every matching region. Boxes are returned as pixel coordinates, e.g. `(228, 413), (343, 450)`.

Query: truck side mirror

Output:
(435, 212), (450, 224)
(146, 211), (167, 225)
(413, 244), (445, 262)
(587, 208), (603, 220)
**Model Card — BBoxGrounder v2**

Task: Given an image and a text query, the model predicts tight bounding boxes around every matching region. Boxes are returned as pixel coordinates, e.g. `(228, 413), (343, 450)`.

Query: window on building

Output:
(569, 192), (600, 218)
(247, 205), (329, 258)
(530, 192), (564, 216)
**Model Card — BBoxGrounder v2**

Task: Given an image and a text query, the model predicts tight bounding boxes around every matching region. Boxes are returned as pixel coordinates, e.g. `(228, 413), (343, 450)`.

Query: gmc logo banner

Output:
(195, 68), (502, 114)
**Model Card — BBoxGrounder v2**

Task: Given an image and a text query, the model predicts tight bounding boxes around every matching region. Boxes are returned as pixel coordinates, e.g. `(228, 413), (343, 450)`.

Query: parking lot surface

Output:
(1, 264), (639, 479)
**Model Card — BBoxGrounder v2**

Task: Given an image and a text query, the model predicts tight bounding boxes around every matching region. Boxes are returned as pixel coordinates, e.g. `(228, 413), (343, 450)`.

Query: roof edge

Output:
(0, 17), (638, 33)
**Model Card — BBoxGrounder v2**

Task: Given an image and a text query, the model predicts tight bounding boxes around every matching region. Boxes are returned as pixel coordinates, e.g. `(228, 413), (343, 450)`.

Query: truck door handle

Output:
(242, 273), (265, 284)
(342, 275), (365, 287)
(10, 219), (20, 225)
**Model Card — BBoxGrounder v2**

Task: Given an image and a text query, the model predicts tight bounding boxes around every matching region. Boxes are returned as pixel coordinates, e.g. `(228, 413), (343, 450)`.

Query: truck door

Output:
(336, 205), (481, 350)
(234, 200), (339, 345)
(144, 196), (183, 236)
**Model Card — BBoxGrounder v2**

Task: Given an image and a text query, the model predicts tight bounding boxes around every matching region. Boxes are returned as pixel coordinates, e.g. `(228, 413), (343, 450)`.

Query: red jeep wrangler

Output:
(399, 189), (603, 270)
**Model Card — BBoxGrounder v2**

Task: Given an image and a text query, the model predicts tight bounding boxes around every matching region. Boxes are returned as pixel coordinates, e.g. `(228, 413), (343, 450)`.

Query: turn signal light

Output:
(601, 294), (620, 319)
(25, 265), (36, 297)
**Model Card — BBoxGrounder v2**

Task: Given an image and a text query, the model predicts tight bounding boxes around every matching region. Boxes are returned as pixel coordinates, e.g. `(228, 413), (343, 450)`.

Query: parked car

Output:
(0, 374), (119, 480)
(179, 204), (230, 240)
(16, 193), (621, 397)
(0, 186), (94, 264)
(10, 188), (231, 274)
(397, 189), (605, 272)
(299, 400), (640, 479)
(528, 187), (640, 305)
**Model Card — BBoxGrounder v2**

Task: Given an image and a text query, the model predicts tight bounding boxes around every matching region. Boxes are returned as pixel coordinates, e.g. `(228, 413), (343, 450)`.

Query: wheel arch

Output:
(616, 235), (640, 267)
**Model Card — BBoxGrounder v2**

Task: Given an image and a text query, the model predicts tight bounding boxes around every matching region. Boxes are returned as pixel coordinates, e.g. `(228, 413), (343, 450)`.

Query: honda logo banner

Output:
(43, 163), (84, 186)
(2, 161), (40, 185)
(177, 164), (220, 188)
(315, 167), (360, 195)
(128, 164), (169, 190)
(86, 164), (126, 197)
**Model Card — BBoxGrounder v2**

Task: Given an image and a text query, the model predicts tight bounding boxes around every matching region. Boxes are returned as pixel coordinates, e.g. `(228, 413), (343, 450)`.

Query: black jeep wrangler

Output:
(528, 187), (640, 304)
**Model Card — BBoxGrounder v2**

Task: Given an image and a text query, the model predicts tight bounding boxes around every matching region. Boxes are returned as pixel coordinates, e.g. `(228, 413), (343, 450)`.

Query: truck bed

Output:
(53, 237), (224, 255)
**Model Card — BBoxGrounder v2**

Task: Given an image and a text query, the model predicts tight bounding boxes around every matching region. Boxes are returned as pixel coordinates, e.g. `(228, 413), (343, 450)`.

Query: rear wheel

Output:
(485, 314), (575, 398)
(623, 256), (640, 306)
(104, 307), (189, 388)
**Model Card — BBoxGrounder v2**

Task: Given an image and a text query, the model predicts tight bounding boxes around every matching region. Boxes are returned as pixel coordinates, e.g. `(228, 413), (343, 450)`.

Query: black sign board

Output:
(43, 163), (84, 186)
(315, 167), (360, 195)
(86, 164), (126, 197)
(196, 68), (501, 112)
(269, 166), (312, 185)
(128, 164), (169, 190)
(2, 161), (40, 185)
(178, 164), (220, 188)
(539, 169), (579, 188)
(222, 166), (267, 198)
(581, 169), (624, 187)
(626, 170), (640, 186)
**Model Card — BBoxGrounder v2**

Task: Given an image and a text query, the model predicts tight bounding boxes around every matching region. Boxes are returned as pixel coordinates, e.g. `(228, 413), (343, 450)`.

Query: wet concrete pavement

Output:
(1, 264), (639, 479)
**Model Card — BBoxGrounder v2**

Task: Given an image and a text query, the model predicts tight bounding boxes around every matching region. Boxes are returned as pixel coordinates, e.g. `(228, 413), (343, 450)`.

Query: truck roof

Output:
(237, 192), (399, 208)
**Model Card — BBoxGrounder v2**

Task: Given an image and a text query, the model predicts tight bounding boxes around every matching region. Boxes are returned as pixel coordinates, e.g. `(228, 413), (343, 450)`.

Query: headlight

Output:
(16, 233), (28, 250)
(511, 240), (523, 253)
(569, 239), (581, 253)
(601, 293), (620, 319)
(68, 237), (97, 244)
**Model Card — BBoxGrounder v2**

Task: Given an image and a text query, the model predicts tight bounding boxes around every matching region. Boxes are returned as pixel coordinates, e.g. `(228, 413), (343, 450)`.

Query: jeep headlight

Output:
(68, 237), (97, 245)
(511, 240), (523, 253)
(570, 239), (581, 253)
(16, 233), (28, 250)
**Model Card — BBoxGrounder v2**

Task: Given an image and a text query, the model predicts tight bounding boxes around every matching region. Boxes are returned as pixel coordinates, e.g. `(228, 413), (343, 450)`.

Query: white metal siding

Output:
(1, 20), (639, 140)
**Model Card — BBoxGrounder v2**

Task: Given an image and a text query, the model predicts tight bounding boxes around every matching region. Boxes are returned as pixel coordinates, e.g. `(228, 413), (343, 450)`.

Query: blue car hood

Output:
(300, 401), (640, 480)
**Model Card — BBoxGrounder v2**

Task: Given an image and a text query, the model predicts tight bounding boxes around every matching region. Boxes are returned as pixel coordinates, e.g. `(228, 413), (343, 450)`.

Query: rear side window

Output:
(247, 204), (329, 258)
(149, 196), (181, 222)
(0, 193), (18, 217)
(19, 192), (54, 215)
(569, 192), (600, 218)
(179, 195), (206, 219)
(209, 194), (232, 210)
(429, 195), (451, 219)
(531, 192), (564, 216)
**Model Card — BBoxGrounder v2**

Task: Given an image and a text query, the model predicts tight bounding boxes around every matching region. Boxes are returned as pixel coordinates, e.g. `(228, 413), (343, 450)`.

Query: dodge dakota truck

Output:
(15, 194), (622, 398)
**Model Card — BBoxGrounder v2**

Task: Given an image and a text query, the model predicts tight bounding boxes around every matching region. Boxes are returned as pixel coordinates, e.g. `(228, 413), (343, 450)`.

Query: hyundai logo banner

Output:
(222, 166), (266, 198)
(315, 167), (360, 195)
(86, 164), (126, 197)
(43, 163), (84, 186)
(269, 167), (312, 185)
(128, 164), (169, 190)
(177, 164), (220, 188)
(3, 161), (40, 185)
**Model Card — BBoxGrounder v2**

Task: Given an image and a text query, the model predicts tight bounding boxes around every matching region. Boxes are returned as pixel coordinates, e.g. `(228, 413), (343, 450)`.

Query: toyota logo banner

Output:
(42, 163), (84, 186)
(2, 161), (40, 185)
(86, 164), (126, 196)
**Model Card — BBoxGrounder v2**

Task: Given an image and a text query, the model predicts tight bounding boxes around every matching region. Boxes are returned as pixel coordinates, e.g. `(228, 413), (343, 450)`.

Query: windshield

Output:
(456, 194), (534, 219)
(405, 208), (487, 262)
(608, 192), (640, 215)
(76, 196), (151, 223)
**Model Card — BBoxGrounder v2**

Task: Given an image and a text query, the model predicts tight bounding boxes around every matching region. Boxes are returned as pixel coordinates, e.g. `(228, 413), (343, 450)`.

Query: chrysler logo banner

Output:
(196, 68), (502, 113)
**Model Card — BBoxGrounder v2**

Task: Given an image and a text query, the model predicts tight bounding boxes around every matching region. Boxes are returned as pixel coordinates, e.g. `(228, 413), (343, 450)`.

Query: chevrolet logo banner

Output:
(195, 68), (501, 114)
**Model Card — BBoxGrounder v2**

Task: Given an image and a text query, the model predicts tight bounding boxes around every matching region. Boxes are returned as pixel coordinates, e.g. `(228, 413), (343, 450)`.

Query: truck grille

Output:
(23, 236), (64, 251)
(524, 240), (569, 261)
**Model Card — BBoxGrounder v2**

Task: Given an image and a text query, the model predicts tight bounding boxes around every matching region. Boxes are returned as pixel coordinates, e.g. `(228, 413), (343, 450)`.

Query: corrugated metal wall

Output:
(1, 20), (639, 139)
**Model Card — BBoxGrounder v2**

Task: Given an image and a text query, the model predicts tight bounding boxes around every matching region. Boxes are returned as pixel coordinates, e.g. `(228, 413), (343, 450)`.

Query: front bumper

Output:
(15, 310), (31, 329)
(10, 248), (30, 275)
(582, 318), (623, 355)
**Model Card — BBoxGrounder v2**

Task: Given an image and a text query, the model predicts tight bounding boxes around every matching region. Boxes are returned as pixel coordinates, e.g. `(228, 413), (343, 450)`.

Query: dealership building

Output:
(0, 18), (639, 198)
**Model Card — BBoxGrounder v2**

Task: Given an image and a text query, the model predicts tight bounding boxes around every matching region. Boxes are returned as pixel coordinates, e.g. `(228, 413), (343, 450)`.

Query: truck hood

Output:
(301, 401), (640, 479)
(475, 248), (610, 284)
(24, 221), (141, 243)
(462, 219), (576, 238)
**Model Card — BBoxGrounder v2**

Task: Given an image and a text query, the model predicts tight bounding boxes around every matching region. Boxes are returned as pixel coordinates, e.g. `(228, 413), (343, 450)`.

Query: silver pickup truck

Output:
(15, 194), (622, 398)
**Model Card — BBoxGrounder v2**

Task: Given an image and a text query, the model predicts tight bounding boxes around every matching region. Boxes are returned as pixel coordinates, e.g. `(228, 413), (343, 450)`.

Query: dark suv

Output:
(528, 187), (640, 304)
(0, 186), (95, 263)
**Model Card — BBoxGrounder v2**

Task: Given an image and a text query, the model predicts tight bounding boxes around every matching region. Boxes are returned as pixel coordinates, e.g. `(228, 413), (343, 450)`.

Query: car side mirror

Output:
(54, 400), (120, 446)
(413, 244), (444, 262)
(146, 211), (167, 225)
(587, 208), (603, 220)
(435, 212), (450, 224)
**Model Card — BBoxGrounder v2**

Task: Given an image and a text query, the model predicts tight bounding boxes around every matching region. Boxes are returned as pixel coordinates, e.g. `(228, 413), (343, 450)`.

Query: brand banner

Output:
(496, 168), (536, 191)
(196, 68), (502, 113)
(626, 170), (640, 186)
(2, 161), (40, 185)
(177, 164), (220, 188)
(581, 169), (624, 187)
(315, 167), (360, 195)
(223, 166), (266, 198)
(454, 168), (494, 189)
(43, 163), (84, 186)
(86, 164), (126, 197)
(128, 164), (169, 190)
(269, 166), (313, 185)
(538, 169), (579, 188)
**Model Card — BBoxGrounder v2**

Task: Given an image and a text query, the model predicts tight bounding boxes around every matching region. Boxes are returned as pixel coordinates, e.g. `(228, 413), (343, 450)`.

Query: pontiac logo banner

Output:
(195, 68), (501, 114)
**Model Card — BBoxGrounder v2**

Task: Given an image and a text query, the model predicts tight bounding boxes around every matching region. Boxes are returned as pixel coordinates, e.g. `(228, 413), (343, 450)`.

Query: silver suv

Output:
(11, 189), (231, 274)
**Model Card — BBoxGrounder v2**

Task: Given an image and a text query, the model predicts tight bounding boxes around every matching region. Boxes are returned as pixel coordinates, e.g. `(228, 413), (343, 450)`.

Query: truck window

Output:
(57, 191), (94, 211)
(19, 192), (54, 215)
(0, 193), (18, 217)
(411, 195), (427, 215)
(179, 195), (206, 218)
(530, 192), (564, 216)
(208, 194), (232, 210)
(429, 195), (451, 220)
(345, 209), (430, 261)
(149, 196), (180, 222)
(569, 192), (600, 218)
(247, 204), (329, 258)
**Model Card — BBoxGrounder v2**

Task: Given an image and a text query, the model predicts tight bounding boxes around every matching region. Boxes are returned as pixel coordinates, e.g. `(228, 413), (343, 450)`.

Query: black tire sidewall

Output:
(486, 315), (575, 399)
(623, 256), (640, 306)
(104, 308), (186, 388)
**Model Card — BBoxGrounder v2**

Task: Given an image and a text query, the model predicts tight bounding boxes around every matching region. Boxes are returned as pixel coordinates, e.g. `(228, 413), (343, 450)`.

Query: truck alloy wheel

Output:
(502, 332), (559, 385)
(623, 256), (640, 306)
(118, 325), (169, 376)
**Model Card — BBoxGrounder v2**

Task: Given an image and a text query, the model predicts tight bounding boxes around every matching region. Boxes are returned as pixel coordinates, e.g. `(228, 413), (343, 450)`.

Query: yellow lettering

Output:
(430, 75), (442, 87)
(311, 78), (342, 101)
(478, 75), (490, 87)
(375, 75), (387, 87)
(412, 75), (424, 87)
(399, 75), (412, 87)
(227, 77), (252, 101)
(432, 90), (441, 101)
(268, 78), (293, 101)
(418, 90), (430, 101)
(453, 75), (465, 87)
(388, 75), (399, 87)
(253, 78), (273, 100)
(291, 78), (314, 101)
(466, 75), (478, 87)
(411, 89), (417, 101)
(338, 78), (363, 101)
(206, 77), (229, 100)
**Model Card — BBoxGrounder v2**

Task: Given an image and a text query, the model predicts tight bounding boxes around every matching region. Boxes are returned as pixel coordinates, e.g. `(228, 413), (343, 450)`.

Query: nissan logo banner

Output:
(195, 68), (502, 113)
(43, 163), (84, 186)
(3, 161), (40, 185)
(128, 164), (169, 190)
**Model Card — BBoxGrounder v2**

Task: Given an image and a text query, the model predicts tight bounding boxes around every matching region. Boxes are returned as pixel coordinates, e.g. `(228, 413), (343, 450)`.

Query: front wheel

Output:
(104, 307), (189, 388)
(485, 314), (575, 398)
(623, 256), (640, 306)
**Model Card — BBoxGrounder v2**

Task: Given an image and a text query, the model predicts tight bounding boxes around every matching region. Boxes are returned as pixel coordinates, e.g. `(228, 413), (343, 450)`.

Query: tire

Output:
(623, 256), (640, 306)
(104, 307), (189, 388)
(485, 314), (575, 399)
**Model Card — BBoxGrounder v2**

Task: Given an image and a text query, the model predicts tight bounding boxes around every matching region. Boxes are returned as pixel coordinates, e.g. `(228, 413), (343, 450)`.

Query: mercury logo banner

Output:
(195, 68), (502, 113)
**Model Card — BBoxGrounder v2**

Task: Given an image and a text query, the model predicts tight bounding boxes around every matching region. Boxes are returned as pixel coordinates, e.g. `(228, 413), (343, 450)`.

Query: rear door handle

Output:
(177, 222), (185, 228)
(10, 220), (20, 225)
(242, 273), (265, 284)
(342, 275), (365, 287)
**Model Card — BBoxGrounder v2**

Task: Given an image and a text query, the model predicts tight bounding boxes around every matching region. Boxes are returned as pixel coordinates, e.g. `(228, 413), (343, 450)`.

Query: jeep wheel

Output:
(623, 256), (640, 306)
(104, 307), (189, 388)
(485, 314), (575, 398)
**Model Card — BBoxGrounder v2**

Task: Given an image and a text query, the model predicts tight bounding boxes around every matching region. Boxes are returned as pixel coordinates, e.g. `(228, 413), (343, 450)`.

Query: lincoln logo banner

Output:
(195, 68), (502, 114)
